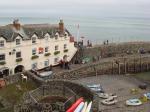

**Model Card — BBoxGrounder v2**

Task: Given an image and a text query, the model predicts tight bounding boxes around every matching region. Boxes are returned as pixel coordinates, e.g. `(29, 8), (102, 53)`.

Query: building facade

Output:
(0, 20), (77, 77)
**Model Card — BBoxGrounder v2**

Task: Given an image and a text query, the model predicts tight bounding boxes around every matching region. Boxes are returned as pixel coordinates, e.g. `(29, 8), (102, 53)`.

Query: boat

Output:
(98, 93), (117, 99)
(67, 97), (84, 112)
(126, 99), (142, 106)
(81, 102), (87, 112)
(74, 102), (84, 112)
(85, 101), (92, 112)
(86, 84), (104, 93)
(101, 97), (117, 105)
(87, 84), (101, 88)
(98, 93), (109, 99)
(144, 93), (150, 100)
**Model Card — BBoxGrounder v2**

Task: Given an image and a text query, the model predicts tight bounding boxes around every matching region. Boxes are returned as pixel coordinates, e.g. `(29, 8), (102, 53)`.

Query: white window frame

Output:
(32, 37), (37, 44)
(44, 60), (49, 67)
(55, 45), (58, 51)
(54, 57), (59, 64)
(32, 48), (36, 55)
(0, 40), (4, 47)
(32, 63), (37, 69)
(16, 51), (21, 58)
(64, 44), (67, 49)
(16, 39), (21, 45)
(45, 47), (49, 53)
(0, 54), (5, 61)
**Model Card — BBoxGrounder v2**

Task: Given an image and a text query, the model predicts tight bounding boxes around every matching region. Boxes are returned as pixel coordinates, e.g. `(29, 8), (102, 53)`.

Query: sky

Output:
(0, 0), (150, 18)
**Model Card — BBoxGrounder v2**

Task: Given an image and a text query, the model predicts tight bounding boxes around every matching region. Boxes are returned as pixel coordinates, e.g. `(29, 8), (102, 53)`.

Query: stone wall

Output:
(17, 80), (99, 112)
(54, 54), (150, 80)
(83, 42), (150, 58)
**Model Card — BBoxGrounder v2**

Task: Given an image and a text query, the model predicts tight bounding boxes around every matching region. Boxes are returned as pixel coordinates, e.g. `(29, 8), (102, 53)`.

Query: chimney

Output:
(13, 19), (21, 30)
(59, 19), (64, 34)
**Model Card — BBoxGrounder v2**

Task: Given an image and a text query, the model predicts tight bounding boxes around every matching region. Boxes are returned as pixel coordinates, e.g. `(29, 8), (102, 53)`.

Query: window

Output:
(16, 39), (21, 45)
(0, 40), (4, 47)
(16, 52), (21, 58)
(55, 33), (59, 40)
(32, 37), (36, 44)
(32, 48), (36, 55)
(64, 32), (68, 38)
(0, 54), (5, 61)
(64, 44), (67, 49)
(44, 60), (49, 67)
(32, 63), (37, 69)
(45, 36), (49, 41)
(45, 47), (49, 52)
(55, 45), (58, 51)
(54, 57), (59, 64)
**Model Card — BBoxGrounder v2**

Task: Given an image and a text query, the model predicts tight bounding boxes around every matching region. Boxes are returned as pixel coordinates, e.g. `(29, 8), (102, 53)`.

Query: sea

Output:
(0, 16), (150, 45)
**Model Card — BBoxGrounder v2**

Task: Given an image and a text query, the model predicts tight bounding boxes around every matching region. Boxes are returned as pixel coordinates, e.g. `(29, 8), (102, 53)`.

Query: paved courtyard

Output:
(73, 75), (150, 112)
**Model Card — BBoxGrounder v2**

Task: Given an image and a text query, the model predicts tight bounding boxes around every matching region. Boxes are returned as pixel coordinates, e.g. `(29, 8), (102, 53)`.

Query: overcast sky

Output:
(0, 0), (150, 18)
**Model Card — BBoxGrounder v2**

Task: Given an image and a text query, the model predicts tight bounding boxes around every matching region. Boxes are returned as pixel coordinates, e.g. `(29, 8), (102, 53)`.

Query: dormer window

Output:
(0, 40), (4, 47)
(64, 32), (68, 38)
(55, 33), (59, 40)
(16, 39), (21, 45)
(32, 37), (36, 44)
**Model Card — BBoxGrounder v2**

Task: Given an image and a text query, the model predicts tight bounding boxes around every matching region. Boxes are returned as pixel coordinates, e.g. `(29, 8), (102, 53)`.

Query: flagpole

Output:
(77, 24), (79, 44)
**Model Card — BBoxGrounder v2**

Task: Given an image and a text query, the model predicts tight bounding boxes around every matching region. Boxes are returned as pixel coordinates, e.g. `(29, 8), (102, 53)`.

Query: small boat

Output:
(67, 97), (84, 112)
(98, 93), (109, 99)
(81, 102), (87, 112)
(87, 84), (104, 93)
(144, 93), (150, 100)
(126, 99), (142, 106)
(74, 102), (84, 112)
(85, 101), (92, 112)
(87, 84), (101, 88)
(101, 97), (117, 105)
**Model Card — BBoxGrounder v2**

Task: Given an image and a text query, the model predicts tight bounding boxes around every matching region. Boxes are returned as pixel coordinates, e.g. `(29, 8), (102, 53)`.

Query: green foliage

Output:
(44, 53), (51, 57)
(54, 51), (60, 55)
(16, 58), (23, 62)
(0, 61), (6, 65)
(31, 55), (39, 60)
(64, 49), (68, 53)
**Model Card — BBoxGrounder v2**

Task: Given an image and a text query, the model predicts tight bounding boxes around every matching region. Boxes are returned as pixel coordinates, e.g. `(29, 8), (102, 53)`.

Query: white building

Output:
(0, 19), (77, 77)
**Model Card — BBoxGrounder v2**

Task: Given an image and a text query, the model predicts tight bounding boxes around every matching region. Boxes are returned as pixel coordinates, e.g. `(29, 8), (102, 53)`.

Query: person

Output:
(65, 61), (70, 70)
(106, 40), (109, 45)
(59, 59), (63, 68)
(49, 65), (52, 71)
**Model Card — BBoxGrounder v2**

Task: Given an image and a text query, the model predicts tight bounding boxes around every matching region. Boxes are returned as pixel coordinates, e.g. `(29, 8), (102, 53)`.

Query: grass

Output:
(132, 72), (150, 81)
(0, 80), (38, 112)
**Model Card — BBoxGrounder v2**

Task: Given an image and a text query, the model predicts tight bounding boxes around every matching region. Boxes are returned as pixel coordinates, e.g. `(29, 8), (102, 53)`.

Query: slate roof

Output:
(0, 23), (71, 42)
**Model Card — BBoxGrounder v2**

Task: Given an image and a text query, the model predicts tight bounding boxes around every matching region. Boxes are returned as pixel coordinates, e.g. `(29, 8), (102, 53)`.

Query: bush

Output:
(31, 55), (39, 60)
(16, 58), (23, 62)
(0, 61), (6, 65)
(44, 53), (51, 57)
(64, 49), (68, 53)
(54, 51), (60, 55)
